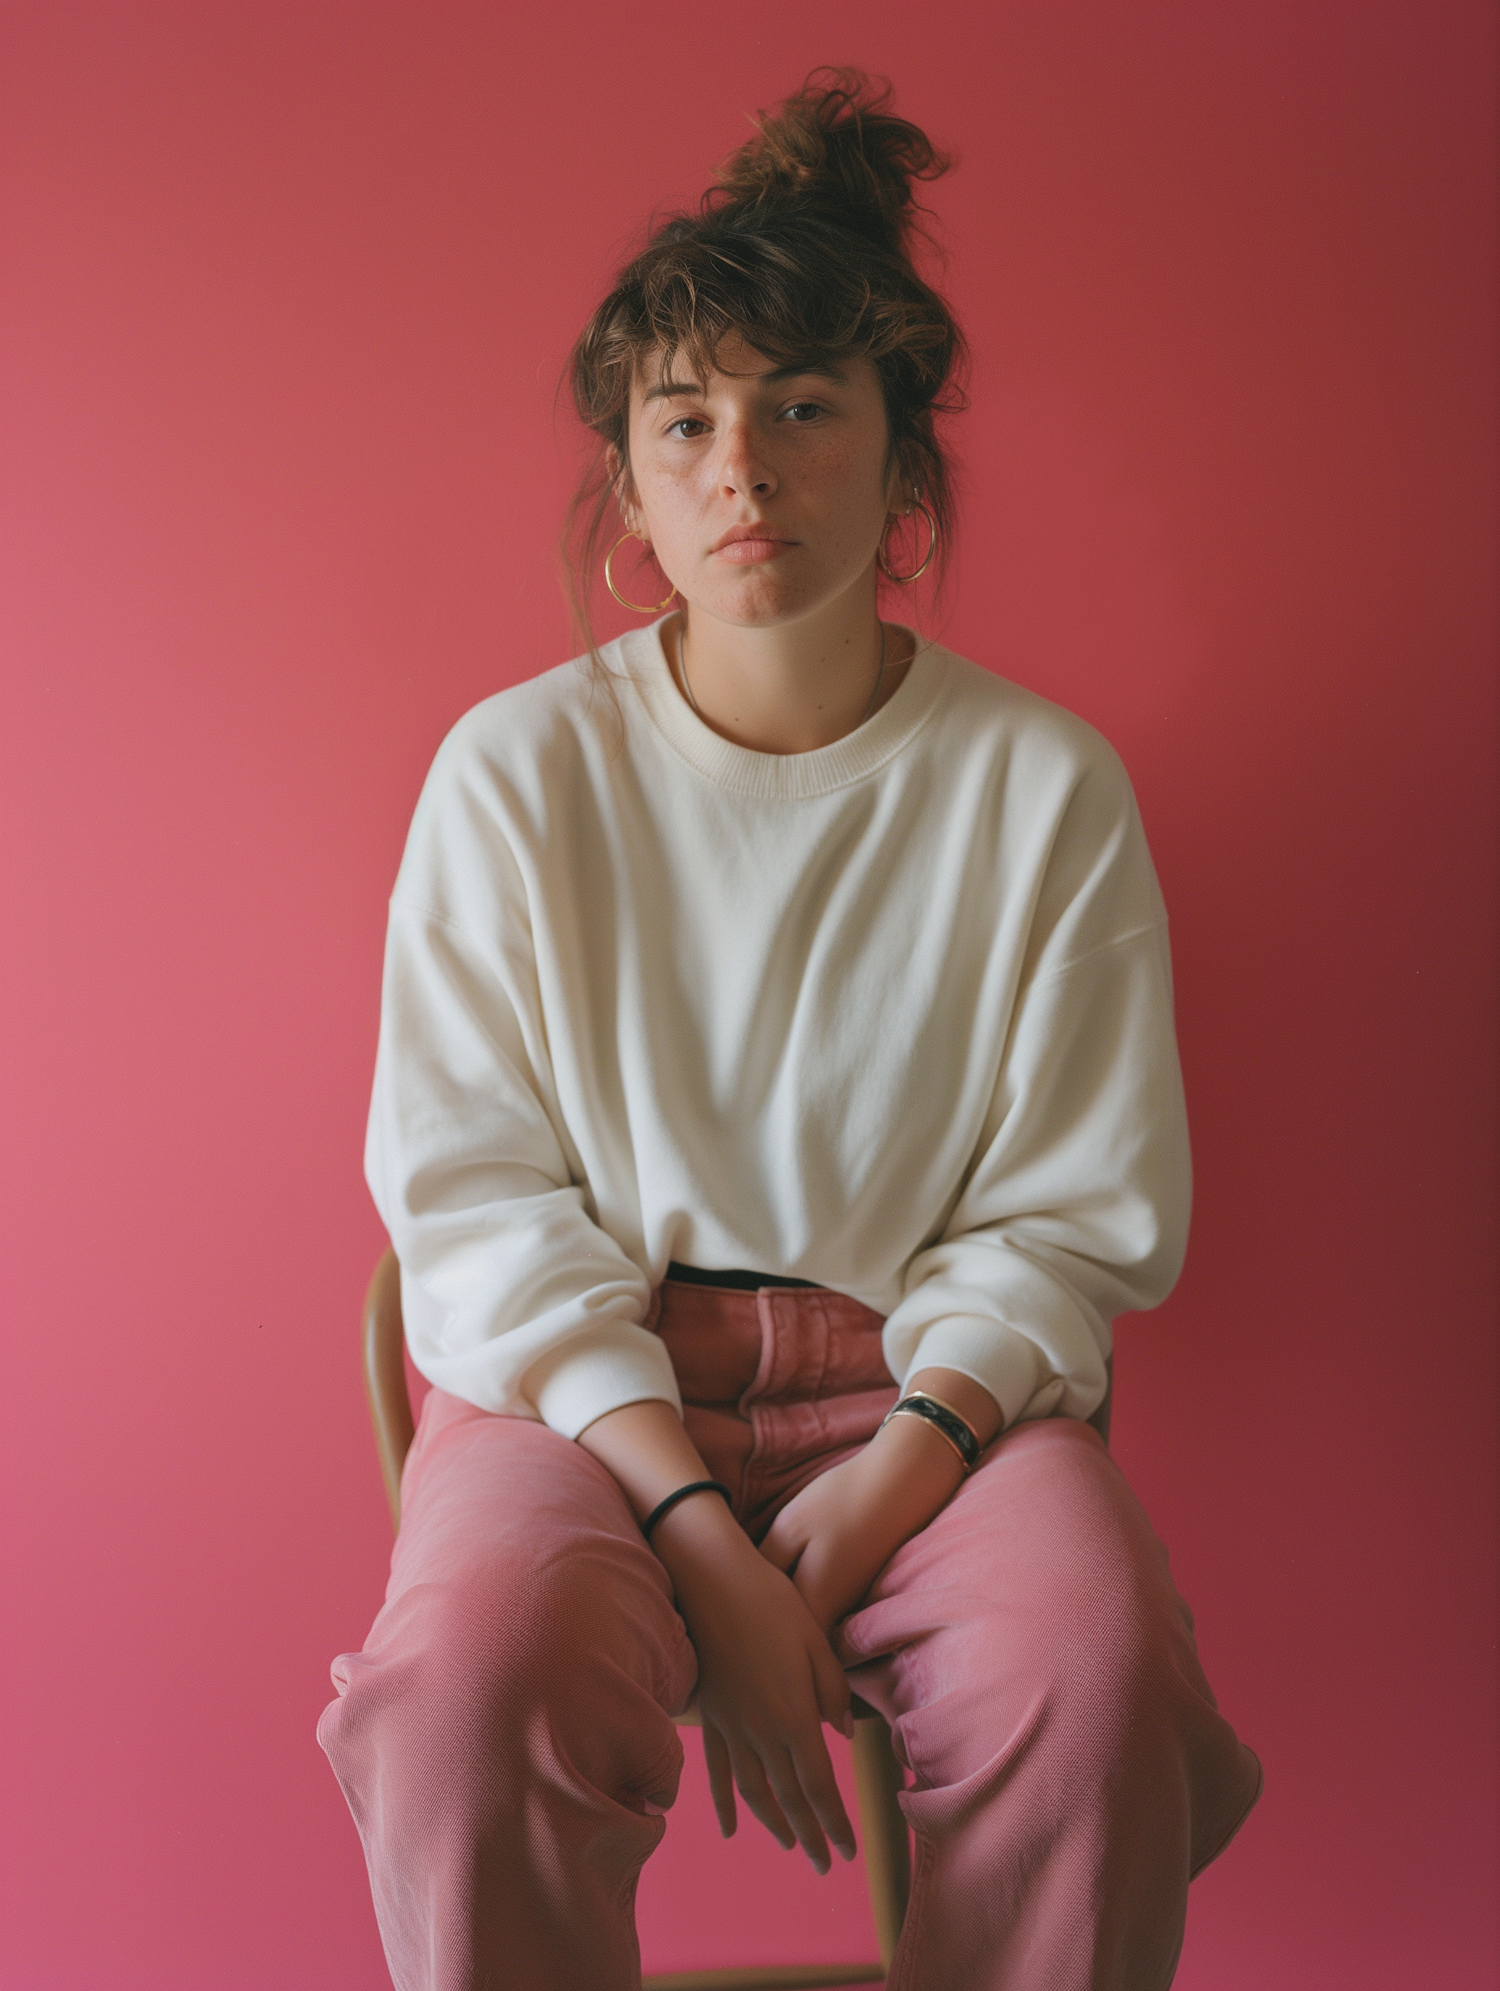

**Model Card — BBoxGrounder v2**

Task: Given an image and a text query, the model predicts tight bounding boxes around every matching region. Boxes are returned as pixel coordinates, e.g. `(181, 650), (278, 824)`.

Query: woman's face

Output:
(622, 331), (902, 631)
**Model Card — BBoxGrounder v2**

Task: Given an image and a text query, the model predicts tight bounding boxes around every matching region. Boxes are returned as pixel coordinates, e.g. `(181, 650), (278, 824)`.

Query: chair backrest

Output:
(363, 1247), (413, 1529)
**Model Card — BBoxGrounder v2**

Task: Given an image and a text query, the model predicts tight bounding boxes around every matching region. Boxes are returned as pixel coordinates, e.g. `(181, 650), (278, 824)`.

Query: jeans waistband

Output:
(664, 1261), (820, 1292)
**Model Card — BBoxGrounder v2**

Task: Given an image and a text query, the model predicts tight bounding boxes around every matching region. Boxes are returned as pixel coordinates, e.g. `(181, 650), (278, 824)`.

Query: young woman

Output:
(320, 71), (1260, 1991)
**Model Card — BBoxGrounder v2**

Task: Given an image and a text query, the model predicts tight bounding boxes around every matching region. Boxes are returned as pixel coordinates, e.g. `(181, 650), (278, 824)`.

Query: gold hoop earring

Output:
(877, 500), (938, 584)
(605, 531), (677, 614)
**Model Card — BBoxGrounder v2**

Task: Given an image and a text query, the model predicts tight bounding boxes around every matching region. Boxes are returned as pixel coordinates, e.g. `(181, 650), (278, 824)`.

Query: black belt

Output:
(665, 1261), (819, 1292)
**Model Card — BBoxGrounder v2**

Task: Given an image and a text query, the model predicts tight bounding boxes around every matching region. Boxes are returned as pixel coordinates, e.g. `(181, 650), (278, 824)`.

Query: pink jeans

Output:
(320, 1279), (1260, 1990)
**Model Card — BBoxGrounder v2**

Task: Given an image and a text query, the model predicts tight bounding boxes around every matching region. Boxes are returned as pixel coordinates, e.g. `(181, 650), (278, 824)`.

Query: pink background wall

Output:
(2, 3), (1495, 1985)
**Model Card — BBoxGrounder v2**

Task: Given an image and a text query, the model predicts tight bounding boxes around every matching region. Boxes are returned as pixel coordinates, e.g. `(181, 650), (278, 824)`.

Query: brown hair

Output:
(562, 68), (967, 656)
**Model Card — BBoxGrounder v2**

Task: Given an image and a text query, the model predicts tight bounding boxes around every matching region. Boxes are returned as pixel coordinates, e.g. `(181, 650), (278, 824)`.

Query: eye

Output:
(666, 415), (710, 439)
(781, 401), (826, 424)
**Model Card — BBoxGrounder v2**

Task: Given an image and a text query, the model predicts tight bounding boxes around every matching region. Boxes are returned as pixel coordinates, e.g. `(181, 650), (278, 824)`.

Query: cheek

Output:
(807, 442), (892, 547)
(634, 473), (698, 560)
(814, 427), (889, 495)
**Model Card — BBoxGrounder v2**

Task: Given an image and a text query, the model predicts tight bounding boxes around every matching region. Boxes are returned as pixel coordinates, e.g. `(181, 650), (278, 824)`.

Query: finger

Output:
(788, 1723), (858, 1864)
(701, 1721), (738, 1840)
(809, 1629), (855, 1740)
(759, 1741), (835, 1875)
(724, 1736), (797, 1853)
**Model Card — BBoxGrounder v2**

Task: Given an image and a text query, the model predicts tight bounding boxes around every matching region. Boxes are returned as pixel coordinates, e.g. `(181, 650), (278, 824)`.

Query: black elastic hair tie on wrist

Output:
(641, 1479), (733, 1542)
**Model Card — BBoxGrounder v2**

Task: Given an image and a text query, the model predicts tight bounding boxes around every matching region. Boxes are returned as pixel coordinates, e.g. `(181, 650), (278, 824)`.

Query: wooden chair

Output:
(362, 1247), (908, 1991)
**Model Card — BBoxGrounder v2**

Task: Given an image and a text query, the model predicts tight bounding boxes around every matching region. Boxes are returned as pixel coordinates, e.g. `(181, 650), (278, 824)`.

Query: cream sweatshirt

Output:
(366, 619), (1190, 1439)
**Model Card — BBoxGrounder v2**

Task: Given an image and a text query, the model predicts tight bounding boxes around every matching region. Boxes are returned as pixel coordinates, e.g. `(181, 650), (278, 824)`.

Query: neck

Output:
(672, 580), (911, 754)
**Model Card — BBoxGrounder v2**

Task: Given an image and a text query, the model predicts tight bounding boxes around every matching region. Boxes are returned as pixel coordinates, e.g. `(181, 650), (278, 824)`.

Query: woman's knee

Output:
(1050, 1553), (1189, 1761)
(891, 1443), (1194, 1791)
(922, 1577), (1174, 1780)
(325, 1531), (691, 1793)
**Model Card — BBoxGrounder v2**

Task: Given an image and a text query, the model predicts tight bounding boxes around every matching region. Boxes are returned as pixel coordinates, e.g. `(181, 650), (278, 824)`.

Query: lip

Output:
(711, 522), (797, 564)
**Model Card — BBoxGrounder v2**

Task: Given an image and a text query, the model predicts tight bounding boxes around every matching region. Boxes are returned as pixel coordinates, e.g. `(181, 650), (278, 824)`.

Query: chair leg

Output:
(851, 1718), (909, 1970)
(639, 1726), (906, 1990)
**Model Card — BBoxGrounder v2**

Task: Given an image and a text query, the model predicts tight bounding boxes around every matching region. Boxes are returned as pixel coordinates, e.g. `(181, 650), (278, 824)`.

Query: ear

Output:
(606, 444), (644, 539)
(883, 448), (917, 521)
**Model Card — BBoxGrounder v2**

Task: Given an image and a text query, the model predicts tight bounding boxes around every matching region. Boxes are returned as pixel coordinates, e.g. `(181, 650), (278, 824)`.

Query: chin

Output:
(695, 575), (818, 629)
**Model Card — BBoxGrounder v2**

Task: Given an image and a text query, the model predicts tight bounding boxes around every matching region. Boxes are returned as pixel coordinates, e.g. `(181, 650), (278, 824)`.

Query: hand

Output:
(653, 1494), (858, 1873)
(576, 1397), (856, 1872)
(759, 1367), (1004, 1633)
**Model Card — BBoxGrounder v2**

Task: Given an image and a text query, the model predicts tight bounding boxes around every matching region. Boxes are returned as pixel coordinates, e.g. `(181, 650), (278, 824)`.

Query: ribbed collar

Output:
(615, 616), (951, 799)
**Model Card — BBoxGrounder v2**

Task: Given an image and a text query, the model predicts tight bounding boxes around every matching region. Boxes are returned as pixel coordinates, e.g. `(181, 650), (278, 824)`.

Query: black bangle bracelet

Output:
(641, 1479), (733, 1542)
(881, 1392), (983, 1472)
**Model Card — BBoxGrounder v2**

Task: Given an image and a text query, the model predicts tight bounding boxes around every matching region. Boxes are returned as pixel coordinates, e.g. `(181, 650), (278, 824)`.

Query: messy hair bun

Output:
(565, 68), (966, 648)
(706, 69), (951, 260)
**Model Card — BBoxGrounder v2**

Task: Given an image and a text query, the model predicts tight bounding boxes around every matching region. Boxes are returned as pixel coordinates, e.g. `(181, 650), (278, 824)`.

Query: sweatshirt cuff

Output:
(897, 1315), (1057, 1431)
(526, 1321), (684, 1440)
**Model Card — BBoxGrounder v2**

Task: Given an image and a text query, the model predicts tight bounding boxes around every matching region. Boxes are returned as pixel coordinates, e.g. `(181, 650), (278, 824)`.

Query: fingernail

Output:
(841, 1712), (856, 1740)
(812, 1856), (829, 1876)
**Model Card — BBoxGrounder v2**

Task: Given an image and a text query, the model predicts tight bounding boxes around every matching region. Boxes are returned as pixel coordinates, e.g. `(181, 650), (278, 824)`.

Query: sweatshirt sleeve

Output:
(880, 748), (1191, 1429)
(364, 735), (681, 1439)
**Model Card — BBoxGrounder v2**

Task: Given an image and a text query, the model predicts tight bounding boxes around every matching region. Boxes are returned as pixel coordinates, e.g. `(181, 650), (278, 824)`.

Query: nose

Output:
(715, 419), (777, 501)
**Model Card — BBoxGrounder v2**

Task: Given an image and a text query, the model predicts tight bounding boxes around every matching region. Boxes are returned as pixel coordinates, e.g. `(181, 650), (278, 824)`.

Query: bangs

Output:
(597, 220), (953, 419)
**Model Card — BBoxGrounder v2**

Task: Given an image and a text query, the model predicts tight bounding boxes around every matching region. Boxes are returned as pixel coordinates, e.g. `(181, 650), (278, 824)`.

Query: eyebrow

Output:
(642, 361), (850, 404)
